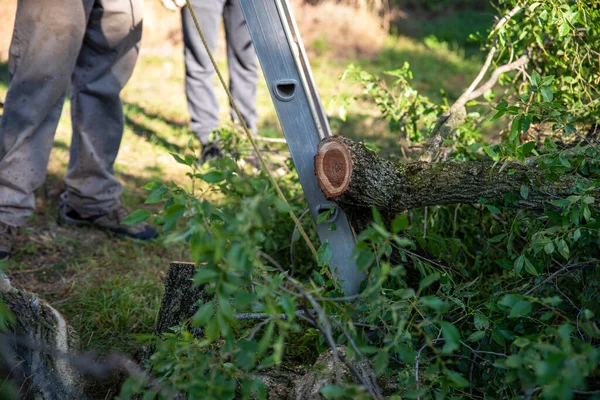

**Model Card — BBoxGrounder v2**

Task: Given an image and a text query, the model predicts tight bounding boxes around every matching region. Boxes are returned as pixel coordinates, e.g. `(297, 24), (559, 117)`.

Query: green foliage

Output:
(121, 1), (600, 399)
(339, 62), (440, 144)
(495, 0), (600, 120)
(0, 265), (14, 331)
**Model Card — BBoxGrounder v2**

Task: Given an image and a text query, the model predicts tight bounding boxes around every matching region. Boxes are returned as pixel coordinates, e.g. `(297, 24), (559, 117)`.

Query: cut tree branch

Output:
(315, 136), (579, 213)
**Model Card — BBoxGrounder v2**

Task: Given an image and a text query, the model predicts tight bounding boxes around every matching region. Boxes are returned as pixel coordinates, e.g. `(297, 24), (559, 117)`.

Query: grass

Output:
(0, 9), (491, 397)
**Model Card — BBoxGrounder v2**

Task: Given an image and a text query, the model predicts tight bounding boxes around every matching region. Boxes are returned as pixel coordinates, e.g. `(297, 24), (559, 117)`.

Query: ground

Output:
(0, 1), (493, 397)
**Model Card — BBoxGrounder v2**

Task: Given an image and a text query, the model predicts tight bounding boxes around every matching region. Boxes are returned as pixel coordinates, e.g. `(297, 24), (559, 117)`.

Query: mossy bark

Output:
(155, 262), (207, 335)
(0, 274), (83, 400)
(315, 136), (578, 212)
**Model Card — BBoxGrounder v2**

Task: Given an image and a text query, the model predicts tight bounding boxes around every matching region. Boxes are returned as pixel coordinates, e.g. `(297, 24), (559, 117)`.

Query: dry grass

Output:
(0, 1), (386, 61)
(292, 0), (387, 59)
(0, 1), (16, 62)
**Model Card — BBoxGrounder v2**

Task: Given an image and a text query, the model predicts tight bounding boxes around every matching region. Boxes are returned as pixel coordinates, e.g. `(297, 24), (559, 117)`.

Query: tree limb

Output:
(315, 136), (579, 212)
(419, 5), (526, 163)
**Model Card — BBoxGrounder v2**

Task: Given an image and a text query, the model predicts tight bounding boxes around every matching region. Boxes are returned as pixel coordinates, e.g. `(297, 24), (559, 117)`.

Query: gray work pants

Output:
(182, 0), (258, 145)
(0, 0), (143, 227)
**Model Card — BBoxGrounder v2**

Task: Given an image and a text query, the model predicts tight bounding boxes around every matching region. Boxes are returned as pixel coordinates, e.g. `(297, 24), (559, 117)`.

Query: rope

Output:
(183, 1), (319, 259)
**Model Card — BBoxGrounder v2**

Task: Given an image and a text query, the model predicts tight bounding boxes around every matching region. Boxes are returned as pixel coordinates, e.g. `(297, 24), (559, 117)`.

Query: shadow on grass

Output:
(391, 6), (496, 57)
(365, 45), (479, 102)
(123, 102), (187, 154)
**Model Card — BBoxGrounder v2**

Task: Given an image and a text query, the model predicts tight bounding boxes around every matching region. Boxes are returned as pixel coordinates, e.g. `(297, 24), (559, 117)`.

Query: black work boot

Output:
(199, 142), (223, 164)
(59, 204), (158, 240)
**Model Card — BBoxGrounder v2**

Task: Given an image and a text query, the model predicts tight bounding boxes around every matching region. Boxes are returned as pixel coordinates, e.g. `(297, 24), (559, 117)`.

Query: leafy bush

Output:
(121, 1), (600, 399)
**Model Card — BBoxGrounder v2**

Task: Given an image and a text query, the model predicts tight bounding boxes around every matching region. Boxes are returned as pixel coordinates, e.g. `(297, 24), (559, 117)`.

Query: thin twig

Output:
(524, 260), (597, 295)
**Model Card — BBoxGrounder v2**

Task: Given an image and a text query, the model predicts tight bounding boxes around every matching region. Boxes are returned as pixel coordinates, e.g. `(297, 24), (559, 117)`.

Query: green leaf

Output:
(122, 209), (151, 225)
(522, 116), (531, 134)
(559, 155), (572, 168)
(419, 272), (440, 291)
(583, 204), (592, 221)
(280, 294), (295, 319)
(509, 300), (532, 318)
(163, 204), (185, 231)
(510, 116), (522, 141)
(513, 337), (531, 348)
(199, 171), (225, 184)
(317, 207), (335, 224)
(445, 370), (469, 388)
(524, 257), (538, 275)
(514, 255), (525, 274)
(519, 141), (536, 157)
(192, 303), (215, 327)
(441, 321), (460, 353)
(583, 196), (595, 204)
(531, 70), (541, 86)
(142, 180), (163, 191)
(171, 153), (194, 166)
(483, 145), (497, 158)
(233, 292), (256, 309)
(467, 330), (486, 342)
(354, 245), (374, 272)
(474, 312), (490, 330)
(145, 187), (168, 204)
(558, 21), (570, 37)
(489, 233), (506, 243)
(312, 270), (325, 286)
(540, 86), (554, 102)
(556, 239), (570, 259)
(317, 242), (332, 267)
(565, 123), (577, 134)
(490, 109), (506, 122)
(195, 267), (219, 284)
(492, 329), (505, 346)
(520, 186), (529, 200)
(373, 350), (389, 375)
(544, 241), (555, 255)
(486, 205), (501, 214)
(320, 385), (346, 399)
(499, 294), (523, 308)
(391, 214), (409, 233)
(420, 296), (447, 312)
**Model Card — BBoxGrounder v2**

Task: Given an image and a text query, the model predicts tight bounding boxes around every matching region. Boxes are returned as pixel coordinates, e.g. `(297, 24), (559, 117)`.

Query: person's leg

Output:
(0, 0), (89, 229)
(64, 0), (143, 216)
(223, 0), (258, 133)
(181, 0), (226, 146)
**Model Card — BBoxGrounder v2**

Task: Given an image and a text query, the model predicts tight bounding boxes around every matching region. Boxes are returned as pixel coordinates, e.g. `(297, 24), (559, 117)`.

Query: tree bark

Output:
(314, 136), (579, 212)
(0, 273), (84, 400)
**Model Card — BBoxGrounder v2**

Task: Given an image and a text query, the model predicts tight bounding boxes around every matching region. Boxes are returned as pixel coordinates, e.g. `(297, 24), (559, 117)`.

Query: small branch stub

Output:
(315, 137), (353, 198)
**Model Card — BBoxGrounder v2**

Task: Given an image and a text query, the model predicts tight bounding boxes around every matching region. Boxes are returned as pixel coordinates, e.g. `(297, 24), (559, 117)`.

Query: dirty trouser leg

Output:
(0, 0), (90, 227)
(223, 0), (258, 132)
(182, 0), (225, 146)
(64, 0), (143, 216)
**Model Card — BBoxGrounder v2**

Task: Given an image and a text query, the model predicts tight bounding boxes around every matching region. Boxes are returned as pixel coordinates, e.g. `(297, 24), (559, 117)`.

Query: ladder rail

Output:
(239, 0), (365, 294)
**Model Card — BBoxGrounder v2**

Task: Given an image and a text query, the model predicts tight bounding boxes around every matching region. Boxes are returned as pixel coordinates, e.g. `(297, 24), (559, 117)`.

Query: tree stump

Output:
(293, 347), (379, 399)
(155, 262), (207, 335)
(0, 273), (84, 400)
